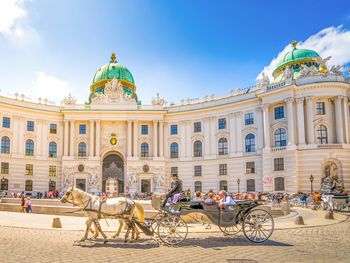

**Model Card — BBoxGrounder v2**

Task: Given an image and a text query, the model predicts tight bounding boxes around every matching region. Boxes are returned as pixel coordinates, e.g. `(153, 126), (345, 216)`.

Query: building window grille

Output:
(27, 121), (35, 132)
(275, 177), (285, 191)
(25, 139), (34, 156)
(1, 162), (9, 174)
(49, 166), (56, 177)
(247, 179), (256, 192)
(218, 118), (226, 130)
(218, 137), (228, 155)
(78, 142), (87, 157)
(50, 123), (57, 134)
(1, 136), (10, 154)
(1, 178), (8, 190)
(194, 181), (202, 192)
(25, 180), (33, 191)
(25, 164), (33, 176)
(2, 117), (10, 128)
(316, 102), (325, 115)
(219, 180), (228, 191)
(49, 142), (57, 158)
(274, 128), (287, 147)
(193, 122), (201, 133)
(274, 106), (284, 119)
(246, 162), (255, 174)
(141, 142), (149, 157)
(170, 124), (178, 135)
(79, 124), (86, 134)
(170, 167), (178, 177)
(245, 133), (256, 152)
(245, 113), (254, 125)
(141, 125), (148, 135)
(194, 165), (202, 176)
(316, 125), (328, 144)
(274, 158), (284, 171)
(193, 140), (202, 157)
(170, 142), (179, 158)
(219, 164), (227, 175)
(49, 180), (56, 191)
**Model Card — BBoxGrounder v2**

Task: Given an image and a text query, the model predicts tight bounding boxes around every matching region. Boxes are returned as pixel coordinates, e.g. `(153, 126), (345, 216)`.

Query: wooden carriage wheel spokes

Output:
(242, 209), (274, 243)
(157, 216), (188, 246)
(220, 223), (242, 236)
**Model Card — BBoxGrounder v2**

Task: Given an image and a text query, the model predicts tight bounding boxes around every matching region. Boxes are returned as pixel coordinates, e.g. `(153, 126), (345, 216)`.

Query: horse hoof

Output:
(103, 240), (108, 244)
(123, 240), (128, 243)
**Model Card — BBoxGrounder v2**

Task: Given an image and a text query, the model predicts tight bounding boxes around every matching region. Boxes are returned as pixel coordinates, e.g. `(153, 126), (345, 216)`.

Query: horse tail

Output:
(134, 201), (145, 223)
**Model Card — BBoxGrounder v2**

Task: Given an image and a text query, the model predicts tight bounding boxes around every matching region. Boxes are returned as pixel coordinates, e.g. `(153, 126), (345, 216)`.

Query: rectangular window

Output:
(274, 106), (284, 119)
(245, 113), (254, 125)
(79, 124), (86, 134)
(218, 118), (226, 130)
(49, 165), (57, 177)
(25, 164), (33, 175)
(316, 102), (325, 115)
(219, 164), (227, 175)
(2, 117), (10, 128)
(25, 180), (33, 191)
(141, 124), (148, 135)
(246, 162), (255, 174)
(274, 158), (284, 171)
(1, 162), (9, 174)
(27, 121), (35, 132)
(193, 122), (201, 133)
(170, 124), (178, 135)
(50, 123), (57, 134)
(170, 167), (178, 177)
(194, 165), (202, 176)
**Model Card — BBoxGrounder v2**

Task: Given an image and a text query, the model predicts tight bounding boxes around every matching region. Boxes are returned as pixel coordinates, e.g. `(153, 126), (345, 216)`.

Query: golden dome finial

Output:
(291, 40), (298, 49)
(110, 52), (117, 63)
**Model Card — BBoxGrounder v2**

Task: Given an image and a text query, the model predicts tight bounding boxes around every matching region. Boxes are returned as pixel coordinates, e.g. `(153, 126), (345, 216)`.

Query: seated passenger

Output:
(191, 191), (203, 202)
(204, 192), (217, 205)
(218, 190), (236, 207)
(162, 174), (183, 207)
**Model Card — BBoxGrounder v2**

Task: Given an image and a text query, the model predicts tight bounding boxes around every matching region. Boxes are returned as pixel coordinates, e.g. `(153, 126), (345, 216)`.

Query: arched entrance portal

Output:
(102, 153), (124, 195)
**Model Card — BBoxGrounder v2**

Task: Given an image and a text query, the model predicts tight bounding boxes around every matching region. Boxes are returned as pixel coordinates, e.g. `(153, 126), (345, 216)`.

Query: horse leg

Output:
(81, 218), (93, 242)
(94, 219), (108, 244)
(92, 221), (100, 239)
(112, 219), (124, 238)
(124, 218), (132, 243)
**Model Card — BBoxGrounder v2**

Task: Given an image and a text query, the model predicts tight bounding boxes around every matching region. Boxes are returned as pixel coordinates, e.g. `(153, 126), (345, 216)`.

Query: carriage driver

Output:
(218, 190), (236, 207)
(162, 174), (183, 207)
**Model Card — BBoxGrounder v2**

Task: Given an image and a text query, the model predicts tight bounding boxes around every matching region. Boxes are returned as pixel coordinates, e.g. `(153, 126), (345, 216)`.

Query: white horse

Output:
(60, 186), (145, 243)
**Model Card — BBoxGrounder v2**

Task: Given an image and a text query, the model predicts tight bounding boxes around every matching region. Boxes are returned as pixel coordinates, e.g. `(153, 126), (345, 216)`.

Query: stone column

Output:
(18, 118), (24, 155)
(343, 97), (350, 144)
(69, 120), (75, 157)
(133, 120), (138, 157)
(12, 117), (19, 155)
(153, 120), (158, 157)
(127, 120), (132, 157)
(42, 121), (48, 157)
(210, 117), (217, 156)
(89, 120), (94, 157)
(186, 120), (192, 157)
(256, 108), (264, 150)
(180, 120), (187, 158)
(228, 113), (236, 154)
(36, 120), (42, 157)
(159, 121), (164, 157)
(296, 97), (306, 145)
(203, 117), (211, 157)
(306, 97), (314, 144)
(285, 97), (295, 146)
(262, 104), (270, 149)
(235, 112), (243, 153)
(95, 120), (101, 157)
(64, 120), (69, 156)
(335, 95), (344, 144)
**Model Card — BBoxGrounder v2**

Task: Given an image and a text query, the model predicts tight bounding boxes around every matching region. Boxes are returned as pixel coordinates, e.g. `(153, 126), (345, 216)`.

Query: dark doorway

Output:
(141, 179), (151, 193)
(102, 153), (124, 194)
(76, 179), (86, 192)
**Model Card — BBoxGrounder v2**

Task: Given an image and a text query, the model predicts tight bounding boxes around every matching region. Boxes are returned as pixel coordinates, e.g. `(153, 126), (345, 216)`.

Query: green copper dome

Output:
(272, 41), (321, 78)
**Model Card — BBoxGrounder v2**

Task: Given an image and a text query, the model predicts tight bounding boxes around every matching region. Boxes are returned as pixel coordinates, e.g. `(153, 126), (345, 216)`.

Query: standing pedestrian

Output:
(20, 194), (25, 212)
(25, 197), (32, 213)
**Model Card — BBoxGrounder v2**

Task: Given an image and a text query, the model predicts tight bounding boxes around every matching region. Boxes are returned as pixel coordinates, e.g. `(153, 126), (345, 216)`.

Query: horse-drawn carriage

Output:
(60, 187), (274, 246)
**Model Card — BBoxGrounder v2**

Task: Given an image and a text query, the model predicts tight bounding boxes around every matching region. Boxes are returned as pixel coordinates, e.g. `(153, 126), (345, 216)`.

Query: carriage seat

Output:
(234, 200), (255, 205)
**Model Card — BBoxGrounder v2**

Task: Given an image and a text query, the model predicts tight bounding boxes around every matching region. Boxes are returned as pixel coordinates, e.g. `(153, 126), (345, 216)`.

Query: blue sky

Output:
(0, 0), (350, 104)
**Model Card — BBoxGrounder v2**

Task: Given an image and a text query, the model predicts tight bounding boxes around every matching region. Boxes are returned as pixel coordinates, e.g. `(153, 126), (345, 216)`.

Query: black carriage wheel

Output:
(220, 223), (242, 236)
(157, 215), (188, 245)
(242, 209), (274, 243)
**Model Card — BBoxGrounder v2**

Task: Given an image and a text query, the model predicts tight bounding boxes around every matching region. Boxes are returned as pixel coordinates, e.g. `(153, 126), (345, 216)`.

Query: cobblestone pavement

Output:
(1, 218), (349, 263)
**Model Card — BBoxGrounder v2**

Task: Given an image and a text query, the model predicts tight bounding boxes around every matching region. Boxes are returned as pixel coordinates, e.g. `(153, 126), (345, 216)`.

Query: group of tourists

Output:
(19, 192), (32, 213)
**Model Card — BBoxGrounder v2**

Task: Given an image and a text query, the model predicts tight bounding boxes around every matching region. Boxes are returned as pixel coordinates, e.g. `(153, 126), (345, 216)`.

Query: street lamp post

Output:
(237, 178), (241, 193)
(309, 174), (314, 193)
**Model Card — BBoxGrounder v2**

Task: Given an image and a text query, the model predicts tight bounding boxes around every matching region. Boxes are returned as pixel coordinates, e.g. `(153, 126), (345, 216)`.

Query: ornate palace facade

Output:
(0, 43), (349, 195)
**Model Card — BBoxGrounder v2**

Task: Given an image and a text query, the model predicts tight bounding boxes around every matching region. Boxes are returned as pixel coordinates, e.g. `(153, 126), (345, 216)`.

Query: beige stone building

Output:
(0, 45), (349, 195)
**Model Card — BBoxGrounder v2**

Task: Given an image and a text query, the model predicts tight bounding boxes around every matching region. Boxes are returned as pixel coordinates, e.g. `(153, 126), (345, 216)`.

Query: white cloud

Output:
(0, 0), (40, 45)
(32, 72), (74, 103)
(258, 25), (350, 80)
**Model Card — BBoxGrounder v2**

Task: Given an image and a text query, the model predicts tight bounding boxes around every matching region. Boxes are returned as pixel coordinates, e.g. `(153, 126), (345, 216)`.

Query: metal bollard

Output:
(294, 215), (305, 225)
(52, 217), (62, 228)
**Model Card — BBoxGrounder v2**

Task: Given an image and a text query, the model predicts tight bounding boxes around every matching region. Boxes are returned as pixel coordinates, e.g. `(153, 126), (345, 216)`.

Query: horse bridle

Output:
(61, 188), (91, 209)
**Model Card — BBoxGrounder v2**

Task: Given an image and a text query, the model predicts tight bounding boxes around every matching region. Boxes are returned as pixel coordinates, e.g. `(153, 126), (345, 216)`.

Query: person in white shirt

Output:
(218, 190), (236, 206)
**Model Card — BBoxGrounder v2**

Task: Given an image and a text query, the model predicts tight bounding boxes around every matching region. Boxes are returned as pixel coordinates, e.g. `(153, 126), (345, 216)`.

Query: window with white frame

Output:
(219, 164), (227, 175)
(246, 162), (255, 174)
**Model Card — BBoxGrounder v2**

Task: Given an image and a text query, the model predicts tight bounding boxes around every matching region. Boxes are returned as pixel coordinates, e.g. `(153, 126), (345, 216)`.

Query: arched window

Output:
(1, 136), (10, 154)
(49, 142), (57, 158)
(219, 180), (228, 191)
(274, 177), (285, 191)
(170, 142), (179, 158)
(274, 128), (287, 147)
(316, 125), (328, 144)
(1, 178), (8, 190)
(141, 142), (149, 157)
(194, 181), (202, 192)
(78, 142), (87, 157)
(247, 179), (255, 192)
(218, 137), (228, 155)
(245, 133), (256, 152)
(193, 140), (202, 157)
(25, 139), (34, 156)
(25, 179), (33, 191)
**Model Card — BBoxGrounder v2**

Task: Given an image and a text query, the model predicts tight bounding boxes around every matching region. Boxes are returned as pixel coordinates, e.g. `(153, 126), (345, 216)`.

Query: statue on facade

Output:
(257, 72), (270, 89)
(88, 172), (99, 187)
(317, 56), (332, 74)
(282, 66), (293, 81)
(127, 173), (137, 187)
(63, 169), (72, 187)
(330, 65), (342, 76)
(309, 64), (319, 75)
(320, 162), (344, 194)
(61, 93), (77, 105)
(153, 173), (164, 187)
(299, 64), (310, 78)
(152, 92), (166, 106)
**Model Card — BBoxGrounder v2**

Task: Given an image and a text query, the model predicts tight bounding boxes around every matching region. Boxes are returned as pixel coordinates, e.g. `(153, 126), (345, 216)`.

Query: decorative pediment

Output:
(242, 127), (258, 135)
(271, 121), (287, 130)
(313, 117), (329, 127)
(91, 78), (136, 105)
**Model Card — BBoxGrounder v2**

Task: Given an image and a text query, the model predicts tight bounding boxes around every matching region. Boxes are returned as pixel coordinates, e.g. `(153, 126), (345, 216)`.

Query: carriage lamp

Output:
(309, 174), (314, 193)
(237, 178), (241, 193)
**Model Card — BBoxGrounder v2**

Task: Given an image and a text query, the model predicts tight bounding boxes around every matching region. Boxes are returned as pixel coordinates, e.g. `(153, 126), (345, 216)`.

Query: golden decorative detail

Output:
(291, 40), (298, 49)
(273, 57), (320, 77)
(90, 79), (136, 93)
(110, 137), (117, 146)
(110, 53), (117, 63)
